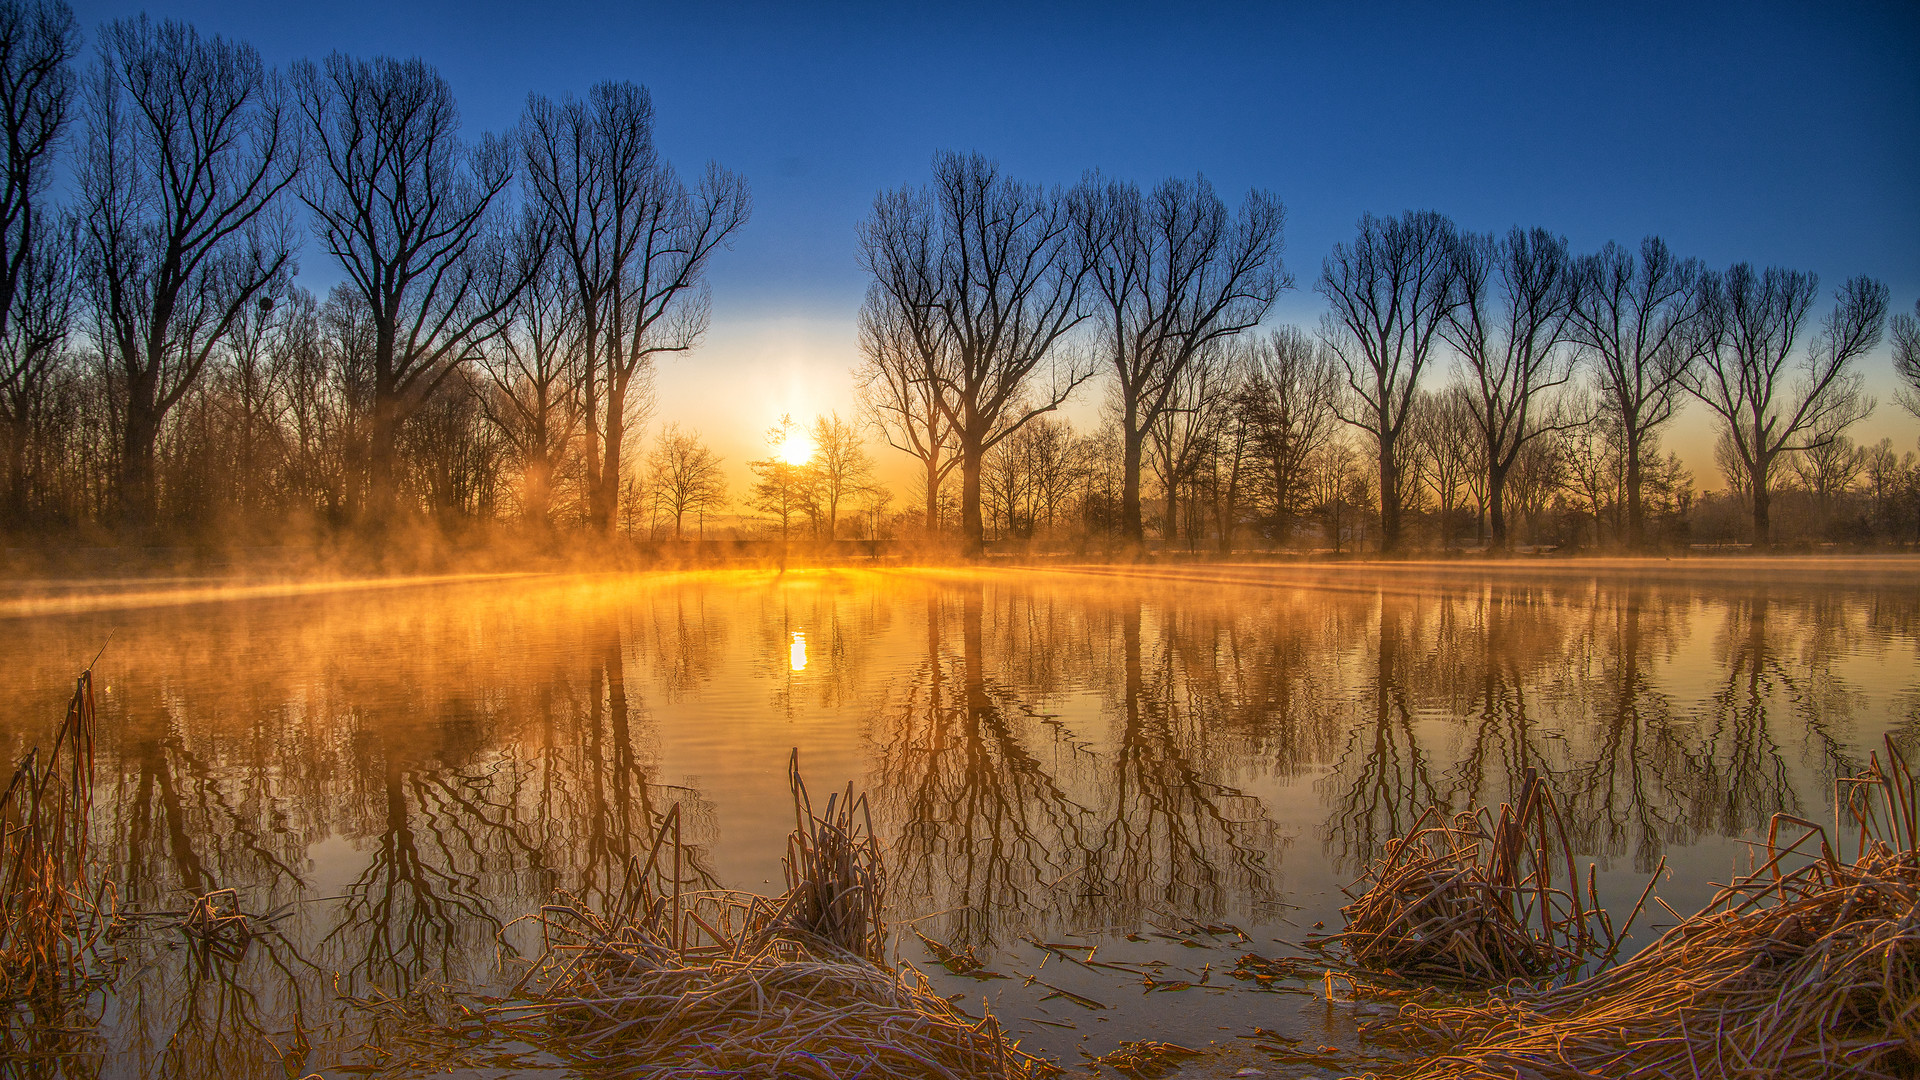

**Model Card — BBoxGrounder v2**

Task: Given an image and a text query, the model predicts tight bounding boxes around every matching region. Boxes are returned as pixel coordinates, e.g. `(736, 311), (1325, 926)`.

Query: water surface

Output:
(4, 563), (1916, 1076)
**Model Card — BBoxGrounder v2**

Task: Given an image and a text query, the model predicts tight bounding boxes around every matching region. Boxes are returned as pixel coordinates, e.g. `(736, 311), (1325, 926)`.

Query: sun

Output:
(777, 428), (813, 466)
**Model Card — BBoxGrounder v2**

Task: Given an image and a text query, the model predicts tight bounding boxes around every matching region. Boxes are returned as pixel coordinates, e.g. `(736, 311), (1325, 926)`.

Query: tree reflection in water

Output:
(0, 569), (1910, 1077)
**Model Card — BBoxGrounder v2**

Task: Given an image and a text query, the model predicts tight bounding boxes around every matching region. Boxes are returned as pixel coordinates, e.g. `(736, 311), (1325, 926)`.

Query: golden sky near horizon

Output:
(660, 307), (1920, 508)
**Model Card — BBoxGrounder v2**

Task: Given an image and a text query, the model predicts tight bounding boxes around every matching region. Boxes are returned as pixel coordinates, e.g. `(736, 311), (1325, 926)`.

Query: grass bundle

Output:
(512, 750), (1054, 1079)
(0, 666), (102, 999)
(783, 746), (885, 962)
(1367, 738), (1920, 1080)
(1338, 769), (1633, 985)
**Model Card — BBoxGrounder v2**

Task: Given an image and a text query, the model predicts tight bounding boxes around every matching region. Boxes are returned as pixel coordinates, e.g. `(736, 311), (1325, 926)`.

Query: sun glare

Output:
(778, 430), (813, 466)
(788, 631), (807, 672)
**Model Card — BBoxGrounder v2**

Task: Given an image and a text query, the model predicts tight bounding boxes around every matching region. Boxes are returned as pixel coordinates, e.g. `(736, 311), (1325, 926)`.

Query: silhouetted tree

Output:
(1073, 173), (1288, 543)
(806, 411), (872, 541)
(1683, 266), (1887, 544)
(1318, 210), (1458, 553)
(520, 81), (749, 536)
(857, 191), (957, 537)
(295, 52), (529, 526)
(1892, 298), (1920, 420)
(647, 422), (725, 540)
(1442, 226), (1582, 548)
(478, 226), (580, 526)
(867, 152), (1092, 555)
(80, 17), (299, 531)
(0, 0), (76, 524)
(1568, 237), (1707, 548)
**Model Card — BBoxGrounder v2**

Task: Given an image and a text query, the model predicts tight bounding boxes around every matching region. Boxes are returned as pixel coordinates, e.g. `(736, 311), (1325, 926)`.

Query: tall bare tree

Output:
(81, 17), (299, 531)
(1683, 266), (1888, 544)
(856, 229), (956, 537)
(1567, 237), (1706, 548)
(479, 223), (579, 526)
(296, 52), (530, 526)
(520, 80), (749, 537)
(1442, 226), (1581, 549)
(646, 422), (725, 540)
(807, 411), (873, 541)
(1239, 325), (1340, 545)
(865, 151), (1091, 556)
(1073, 173), (1288, 543)
(1317, 210), (1458, 552)
(1892, 298), (1920, 419)
(0, 0), (76, 520)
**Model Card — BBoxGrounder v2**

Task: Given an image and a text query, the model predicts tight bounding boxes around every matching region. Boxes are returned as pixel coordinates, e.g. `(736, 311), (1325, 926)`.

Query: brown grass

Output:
(1338, 768), (1644, 986)
(500, 749), (1056, 1079)
(0, 663), (104, 999)
(1364, 738), (1920, 1080)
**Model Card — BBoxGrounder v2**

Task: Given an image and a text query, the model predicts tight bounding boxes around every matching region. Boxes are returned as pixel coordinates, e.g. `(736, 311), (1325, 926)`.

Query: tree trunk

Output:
(1623, 424), (1645, 550)
(1488, 463), (1510, 550)
(1121, 401), (1144, 544)
(594, 398), (627, 537)
(960, 438), (984, 557)
(120, 370), (162, 534)
(1751, 466), (1772, 548)
(1378, 435), (1400, 554)
(924, 454), (941, 538)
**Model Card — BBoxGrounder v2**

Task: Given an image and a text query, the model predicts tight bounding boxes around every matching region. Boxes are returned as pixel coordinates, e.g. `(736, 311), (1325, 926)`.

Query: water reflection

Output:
(0, 566), (1913, 1076)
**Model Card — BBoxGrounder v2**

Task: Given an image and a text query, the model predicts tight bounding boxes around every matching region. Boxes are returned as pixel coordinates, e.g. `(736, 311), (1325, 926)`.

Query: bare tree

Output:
(1892, 298), (1920, 420)
(1073, 173), (1288, 543)
(1568, 237), (1707, 548)
(1410, 385), (1482, 548)
(1442, 226), (1582, 549)
(0, 0), (76, 521)
(1683, 266), (1888, 544)
(81, 17), (299, 531)
(1239, 325), (1340, 545)
(1789, 424), (1867, 536)
(478, 223), (580, 526)
(520, 81), (749, 537)
(296, 52), (532, 525)
(1147, 338), (1238, 543)
(747, 414), (812, 543)
(857, 188), (956, 537)
(807, 411), (873, 541)
(867, 151), (1091, 556)
(647, 422), (725, 540)
(1317, 210), (1458, 552)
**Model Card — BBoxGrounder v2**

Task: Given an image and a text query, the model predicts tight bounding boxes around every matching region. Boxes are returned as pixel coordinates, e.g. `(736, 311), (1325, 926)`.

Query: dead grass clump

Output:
(783, 747), (885, 961)
(1367, 738), (1920, 1080)
(1, 665), (103, 999)
(1339, 769), (1639, 985)
(512, 750), (1055, 1079)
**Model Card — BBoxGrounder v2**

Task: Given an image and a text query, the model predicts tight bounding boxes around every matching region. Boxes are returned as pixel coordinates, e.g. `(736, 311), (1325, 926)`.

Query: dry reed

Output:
(1365, 737), (1920, 1080)
(1338, 769), (1637, 986)
(0, 663), (103, 999)
(507, 750), (1056, 1079)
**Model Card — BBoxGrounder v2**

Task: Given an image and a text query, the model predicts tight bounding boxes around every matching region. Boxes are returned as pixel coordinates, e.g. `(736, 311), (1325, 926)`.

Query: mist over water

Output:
(4, 564), (1917, 1074)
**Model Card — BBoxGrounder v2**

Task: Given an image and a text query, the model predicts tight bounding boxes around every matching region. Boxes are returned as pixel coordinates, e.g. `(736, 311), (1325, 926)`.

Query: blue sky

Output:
(67, 0), (1920, 482)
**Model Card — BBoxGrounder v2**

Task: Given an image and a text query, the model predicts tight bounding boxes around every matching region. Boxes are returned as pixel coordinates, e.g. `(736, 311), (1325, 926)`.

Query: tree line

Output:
(2, 1), (1916, 555)
(859, 155), (1920, 553)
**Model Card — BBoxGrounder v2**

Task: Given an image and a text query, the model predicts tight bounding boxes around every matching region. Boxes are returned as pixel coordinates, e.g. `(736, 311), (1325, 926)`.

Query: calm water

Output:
(3, 563), (1917, 1077)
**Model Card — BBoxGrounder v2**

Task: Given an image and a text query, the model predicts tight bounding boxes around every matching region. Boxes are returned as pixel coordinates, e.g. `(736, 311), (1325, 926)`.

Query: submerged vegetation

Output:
(0, 662), (102, 1001)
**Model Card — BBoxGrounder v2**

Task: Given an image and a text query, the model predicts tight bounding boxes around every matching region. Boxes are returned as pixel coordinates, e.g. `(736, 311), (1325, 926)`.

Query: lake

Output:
(3, 562), (1917, 1077)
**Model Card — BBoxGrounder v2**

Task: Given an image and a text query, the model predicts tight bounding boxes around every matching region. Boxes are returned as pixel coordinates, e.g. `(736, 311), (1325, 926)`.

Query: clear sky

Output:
(66, 0), (1920, 489)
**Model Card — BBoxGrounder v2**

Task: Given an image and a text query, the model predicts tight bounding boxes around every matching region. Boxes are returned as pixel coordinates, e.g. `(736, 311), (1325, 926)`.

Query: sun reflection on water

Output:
(789, 630), (807, 671)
